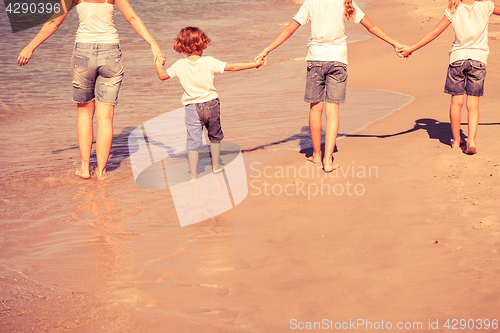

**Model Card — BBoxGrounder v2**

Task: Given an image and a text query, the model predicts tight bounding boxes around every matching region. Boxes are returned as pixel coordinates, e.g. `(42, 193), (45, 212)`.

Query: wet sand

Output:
(2, 0), (500, 332)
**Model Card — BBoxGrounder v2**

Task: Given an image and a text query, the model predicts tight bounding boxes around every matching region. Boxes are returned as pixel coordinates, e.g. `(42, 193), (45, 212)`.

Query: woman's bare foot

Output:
(307, 155), (322, 164)
(75, 168), (90, 179)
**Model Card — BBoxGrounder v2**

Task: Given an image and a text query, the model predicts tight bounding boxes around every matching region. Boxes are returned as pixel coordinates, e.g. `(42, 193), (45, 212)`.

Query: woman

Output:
(17, 0), (165, 179)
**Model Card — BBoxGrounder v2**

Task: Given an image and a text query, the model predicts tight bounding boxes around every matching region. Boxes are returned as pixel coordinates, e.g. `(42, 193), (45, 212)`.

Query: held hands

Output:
(397, 45), (413, 58)
(255, 50), (269, 63)
(17, 46), (34, 66)
(151, 43), (165, 65)
(393, 43), (412, 58)
(255, 55), (267, 68)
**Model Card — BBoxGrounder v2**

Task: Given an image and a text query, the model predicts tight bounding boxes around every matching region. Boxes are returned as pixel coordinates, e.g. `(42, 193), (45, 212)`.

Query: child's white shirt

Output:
(293, 0), (365, 64)
(167, 56), (226, 105)
(445, 0), (495, 64)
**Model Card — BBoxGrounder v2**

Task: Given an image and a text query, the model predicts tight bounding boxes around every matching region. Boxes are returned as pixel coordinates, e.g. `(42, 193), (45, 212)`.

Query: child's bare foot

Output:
(450, 139), (463, 149)
(307, 155), (321, 164)
(465, 142), (477, 155)
(188, 173), (197, 181)
(95, 169), (106, 180)
(323, 158), (339, 173)
(75, 168), (90, 179)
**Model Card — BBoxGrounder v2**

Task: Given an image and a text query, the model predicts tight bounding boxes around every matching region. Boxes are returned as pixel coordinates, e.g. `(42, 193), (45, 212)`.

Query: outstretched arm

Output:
(155, 59), (170, 80)
(398, 16), (451, 57)
(255, 20), (301, 61)
(360, 16), (405, 57)
(116, 0), (164, 63)
(225, 57), (266, 71)
(17, 0), (73, 66)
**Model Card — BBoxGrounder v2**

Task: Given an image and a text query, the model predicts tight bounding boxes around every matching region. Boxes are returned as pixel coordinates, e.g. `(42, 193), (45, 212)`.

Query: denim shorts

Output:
(72, 43), (124, 105)
(444, 59), (486, 97)
(185, 98), (223, 150)
(304, 61), (347, 104)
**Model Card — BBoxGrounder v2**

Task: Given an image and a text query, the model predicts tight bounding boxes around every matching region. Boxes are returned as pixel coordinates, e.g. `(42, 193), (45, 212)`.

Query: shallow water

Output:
(0, 0), (413, 330)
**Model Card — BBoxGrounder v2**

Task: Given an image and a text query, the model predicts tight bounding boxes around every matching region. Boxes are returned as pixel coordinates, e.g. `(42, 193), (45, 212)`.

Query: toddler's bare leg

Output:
(210, 143), (222, 173)
(188, 150), (199, 179)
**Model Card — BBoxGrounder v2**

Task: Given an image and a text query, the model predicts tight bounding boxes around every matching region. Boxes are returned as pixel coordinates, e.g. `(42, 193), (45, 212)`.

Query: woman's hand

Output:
(151, 43), (165, 65)
(17, 46), (34, 66)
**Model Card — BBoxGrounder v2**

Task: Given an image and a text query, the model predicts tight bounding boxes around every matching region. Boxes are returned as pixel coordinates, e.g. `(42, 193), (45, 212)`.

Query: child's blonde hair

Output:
(448, 0), (461, 14)
(344, 0), (356, 20)
(173, 27), (211, 54)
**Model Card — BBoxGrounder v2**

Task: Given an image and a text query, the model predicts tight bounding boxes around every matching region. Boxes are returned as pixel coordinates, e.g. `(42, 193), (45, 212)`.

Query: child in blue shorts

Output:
(256, 0), (403, 172)
(156, 27), (266, 179)
(399, 0), (500, 154)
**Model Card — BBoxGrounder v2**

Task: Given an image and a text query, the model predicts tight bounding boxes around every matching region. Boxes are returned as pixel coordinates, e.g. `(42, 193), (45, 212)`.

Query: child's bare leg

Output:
(449, 94), (464, 148)
(76, 101), (95, 179)
(210, 142), (222, 173)
(308, 101), (324, 163)
(188, 150), (199, 179)
(95, 102), (115, 178)
(466, 95), (480, 149)
(323, 102), (340, 171)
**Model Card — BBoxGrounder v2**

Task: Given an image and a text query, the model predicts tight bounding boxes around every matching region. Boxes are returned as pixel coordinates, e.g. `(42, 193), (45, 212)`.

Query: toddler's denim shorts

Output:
(304, 61), (347, 104)
(185, 98), (223, 150)
(444, 59), (486, 97)
(71, 43), (124, 105)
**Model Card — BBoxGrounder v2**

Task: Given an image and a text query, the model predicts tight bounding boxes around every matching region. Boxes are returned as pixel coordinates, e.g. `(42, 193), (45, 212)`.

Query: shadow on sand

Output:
(53, 119), (500, 171)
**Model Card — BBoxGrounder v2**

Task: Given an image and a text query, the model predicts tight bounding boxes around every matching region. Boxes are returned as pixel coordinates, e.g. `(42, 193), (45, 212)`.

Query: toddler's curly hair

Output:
(173, 27), (211, 54)
(344, 0), (356, 20)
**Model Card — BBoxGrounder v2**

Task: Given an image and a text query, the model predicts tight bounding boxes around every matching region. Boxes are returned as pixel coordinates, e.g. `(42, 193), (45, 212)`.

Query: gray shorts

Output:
(444, 59), (486, 97)
(72, 43), (124, 105)
(304, 61), (347, 104)
(185, 98), (223, 150)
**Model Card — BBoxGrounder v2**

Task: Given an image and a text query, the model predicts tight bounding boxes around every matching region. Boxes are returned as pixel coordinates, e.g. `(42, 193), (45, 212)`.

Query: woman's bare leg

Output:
(76, 101), (95, 179)
(95, 102), (115, 178)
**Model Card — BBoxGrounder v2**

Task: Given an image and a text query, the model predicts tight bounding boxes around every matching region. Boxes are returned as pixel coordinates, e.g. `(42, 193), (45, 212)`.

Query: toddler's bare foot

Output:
(213, 167), (224, 174)
(75, 168), (90, 179)
(307, 156), (321, 164)
(188, 173), (197, 181)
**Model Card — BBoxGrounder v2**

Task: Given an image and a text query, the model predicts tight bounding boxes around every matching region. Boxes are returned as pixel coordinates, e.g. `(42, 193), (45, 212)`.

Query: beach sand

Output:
(2, 0), (500, 331)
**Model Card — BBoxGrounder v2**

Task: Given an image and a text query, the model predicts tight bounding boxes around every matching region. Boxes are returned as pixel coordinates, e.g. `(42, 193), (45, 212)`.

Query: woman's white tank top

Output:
(75, 0), (119, 43)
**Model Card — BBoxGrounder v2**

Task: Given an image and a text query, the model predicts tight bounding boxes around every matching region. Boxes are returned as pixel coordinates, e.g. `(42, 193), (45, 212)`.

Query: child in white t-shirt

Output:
(399, 0), (500, 154)
(255, 0), (403, 172)
(156, 27), (265, 179)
